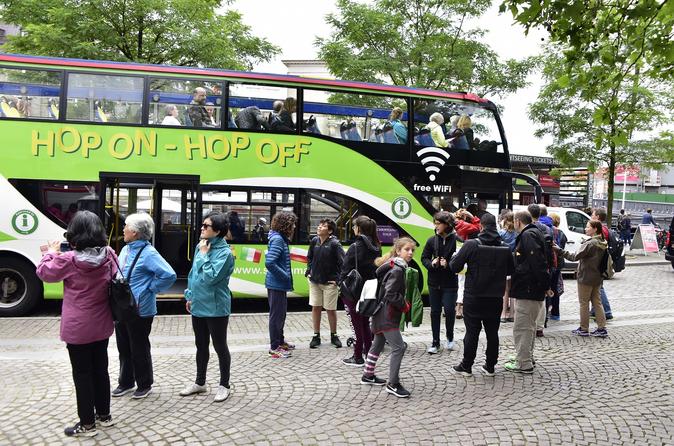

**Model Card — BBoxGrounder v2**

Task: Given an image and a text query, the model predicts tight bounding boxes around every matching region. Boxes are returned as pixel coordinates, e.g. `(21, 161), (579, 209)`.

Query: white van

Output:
(512, 206), (591, 273)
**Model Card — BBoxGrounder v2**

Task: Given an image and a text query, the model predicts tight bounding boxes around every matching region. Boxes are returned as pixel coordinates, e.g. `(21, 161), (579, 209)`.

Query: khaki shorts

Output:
(308, 281), (339, 310)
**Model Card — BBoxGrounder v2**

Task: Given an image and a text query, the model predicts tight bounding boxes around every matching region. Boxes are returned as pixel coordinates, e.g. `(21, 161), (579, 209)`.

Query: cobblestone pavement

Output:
(1, 264), (673, 445)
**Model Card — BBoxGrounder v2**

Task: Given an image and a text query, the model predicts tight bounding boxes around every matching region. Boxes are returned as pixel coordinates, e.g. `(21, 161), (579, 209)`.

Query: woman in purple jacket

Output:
(36, 211), (118, 438)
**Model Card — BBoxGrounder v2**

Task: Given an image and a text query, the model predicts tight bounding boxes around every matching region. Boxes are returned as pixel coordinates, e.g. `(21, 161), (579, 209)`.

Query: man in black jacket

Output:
(421, 211), (459, 354)
(449, 213), (514, 376)
(306, 219), (345, 349)
(504, 210), (550, 375)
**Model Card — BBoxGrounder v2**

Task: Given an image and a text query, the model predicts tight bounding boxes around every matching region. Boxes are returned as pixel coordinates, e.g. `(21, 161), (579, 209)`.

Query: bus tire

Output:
(0, 257), (43, 317)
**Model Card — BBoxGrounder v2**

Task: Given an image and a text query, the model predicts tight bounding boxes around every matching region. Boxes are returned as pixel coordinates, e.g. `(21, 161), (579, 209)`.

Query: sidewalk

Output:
(624, 251), (671, 266)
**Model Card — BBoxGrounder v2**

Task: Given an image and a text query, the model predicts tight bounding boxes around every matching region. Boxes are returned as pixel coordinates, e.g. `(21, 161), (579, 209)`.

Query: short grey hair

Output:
(125, 213), (154, 240)
(430, 112), (444, 125)
(165, 104), (177, 116)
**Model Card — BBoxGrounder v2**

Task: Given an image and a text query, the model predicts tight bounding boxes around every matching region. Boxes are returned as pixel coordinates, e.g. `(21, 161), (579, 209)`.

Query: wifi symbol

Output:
(416, 147), (449, 181)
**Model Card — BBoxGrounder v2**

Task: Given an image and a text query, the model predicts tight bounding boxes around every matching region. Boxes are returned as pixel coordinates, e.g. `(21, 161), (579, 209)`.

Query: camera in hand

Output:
(60, 241), (72, 252)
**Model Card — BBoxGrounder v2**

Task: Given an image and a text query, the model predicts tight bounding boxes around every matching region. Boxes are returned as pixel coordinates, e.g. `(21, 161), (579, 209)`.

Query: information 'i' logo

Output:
(11, 210), (39, 235)
(391, 197), (412, 219)
(416, 147), (449, 181)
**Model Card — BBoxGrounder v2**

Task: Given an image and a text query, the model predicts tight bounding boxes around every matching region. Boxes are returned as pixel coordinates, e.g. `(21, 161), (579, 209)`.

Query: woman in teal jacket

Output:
(180, 211), (235, 403)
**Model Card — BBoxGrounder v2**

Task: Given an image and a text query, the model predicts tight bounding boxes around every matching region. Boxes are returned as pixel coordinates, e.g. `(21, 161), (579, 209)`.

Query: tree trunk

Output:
(606, 143), (616, 227)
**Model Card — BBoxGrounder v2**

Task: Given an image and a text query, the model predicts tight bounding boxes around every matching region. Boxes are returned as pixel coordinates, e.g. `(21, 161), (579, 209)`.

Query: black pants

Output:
(461, 297), (502, 368)
(66, 339), (111, 426)
(115, 316), (154, 390)
(429, 287), (458, 343)
(192, 315), (231, 388)
(549, 269), (562, 317)
(268, 289), (287, 350)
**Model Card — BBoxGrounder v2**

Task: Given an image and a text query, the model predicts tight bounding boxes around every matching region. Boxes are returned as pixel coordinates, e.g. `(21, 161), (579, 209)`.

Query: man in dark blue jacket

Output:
(505, 210), (550, 375)
(306, 219), (345, 349)
(449, 213), (514, 376)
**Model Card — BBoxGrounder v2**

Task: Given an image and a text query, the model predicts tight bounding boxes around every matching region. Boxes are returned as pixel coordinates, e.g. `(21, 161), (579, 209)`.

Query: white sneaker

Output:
(214, 385), (230, 402)
(446, 340), (455, 350)
(427, 344), (440, 354)
(179, 383), (207, 396)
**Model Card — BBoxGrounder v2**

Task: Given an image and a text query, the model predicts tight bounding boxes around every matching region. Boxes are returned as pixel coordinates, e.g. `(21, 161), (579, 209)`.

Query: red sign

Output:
(538, 174), (560, 188)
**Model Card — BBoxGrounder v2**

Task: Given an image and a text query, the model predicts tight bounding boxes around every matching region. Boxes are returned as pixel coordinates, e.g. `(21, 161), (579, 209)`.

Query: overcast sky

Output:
(230, 0), (552, 156)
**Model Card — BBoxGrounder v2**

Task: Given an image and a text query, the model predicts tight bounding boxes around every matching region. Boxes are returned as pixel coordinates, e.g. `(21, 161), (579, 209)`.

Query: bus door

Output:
(152, 178), (200, 279)
(99, 173), (200, 281)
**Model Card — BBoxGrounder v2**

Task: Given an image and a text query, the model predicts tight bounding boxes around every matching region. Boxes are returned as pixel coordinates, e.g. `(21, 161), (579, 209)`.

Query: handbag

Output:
(356, 278), (383, 317)
(109, 244), (147, 323)
(339, 242), (363, 302)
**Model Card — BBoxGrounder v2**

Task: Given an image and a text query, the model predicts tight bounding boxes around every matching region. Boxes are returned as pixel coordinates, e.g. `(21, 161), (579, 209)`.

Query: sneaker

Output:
(606, 314), (614, 320)
(214, 385), (231, 402)
(111, 385), (135, 397)
(132, 387), (152, 399)
(500, 317), (509, 323)
(64, 422), (97, 437)
(572, 327), (590, 337)
(95, 414), (115, 428)
(507, 355), (536, 366)
(342, 356), (365, 367)
(451, 364), (472, 376)
(445, 340), (455, 350)
(269, 349), (291, 359)
(331, 334), (343, 348)
(427, 343), (440, 354)
(506, 317), (514, 322)
(360, 375), (386, 386)
(549, 315), (561, 321)
(309, 334), (321, 349)
(179, 383), (207, 396)
(480, 365), (495, 376)
(590, 328), (608, 338)
(503, 361), (534, 374)
(536, 329), (544, 337)
(279, 342), (295, 350)
(456, 304), (463, 320)
(385, 382), (411, 398)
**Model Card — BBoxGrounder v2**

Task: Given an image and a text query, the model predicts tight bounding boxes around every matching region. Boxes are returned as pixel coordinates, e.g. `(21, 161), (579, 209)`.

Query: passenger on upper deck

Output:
(161, 105), (182, 126)
(425, 112), (449, 148)
(269, 100), (294, 132)
(448, 115), (469, 150)
(279, 97), (296, 131)
(235, 106), (271, 131)
(188, 87), (213, 128)
(457, 115), (477, 149)
(389, 107), (407, 144)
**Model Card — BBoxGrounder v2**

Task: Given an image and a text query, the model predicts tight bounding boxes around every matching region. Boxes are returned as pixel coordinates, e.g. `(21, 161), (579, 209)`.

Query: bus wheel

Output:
(0, 258), (43, 317)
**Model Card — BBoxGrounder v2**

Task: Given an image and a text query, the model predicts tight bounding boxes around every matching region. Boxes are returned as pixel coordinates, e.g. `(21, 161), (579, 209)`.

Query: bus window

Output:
(302, 89), (408, 145)
(414, 99), (503, 152)
(299, 189), (407, 245)
(0, 68), (61, 120)
(227, 83), (297, 133)
(66, 73), (143, 124)
(149, 78), (222, 128)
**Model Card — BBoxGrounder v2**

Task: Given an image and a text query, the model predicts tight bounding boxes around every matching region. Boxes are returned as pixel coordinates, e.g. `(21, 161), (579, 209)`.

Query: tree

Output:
(316, 0), (535, 101)
(500, 0), (674, 223)
(0, 0), (279, 70)
(529, 48), (674, 223)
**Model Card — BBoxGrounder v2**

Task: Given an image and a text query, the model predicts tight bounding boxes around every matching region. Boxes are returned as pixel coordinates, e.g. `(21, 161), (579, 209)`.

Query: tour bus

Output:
(0, 53), (539, 316)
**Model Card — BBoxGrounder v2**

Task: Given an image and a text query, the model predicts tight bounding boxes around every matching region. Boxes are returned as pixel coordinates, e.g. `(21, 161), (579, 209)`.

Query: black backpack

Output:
(606, 228), (625, 273)
(470, 240), (511, 297)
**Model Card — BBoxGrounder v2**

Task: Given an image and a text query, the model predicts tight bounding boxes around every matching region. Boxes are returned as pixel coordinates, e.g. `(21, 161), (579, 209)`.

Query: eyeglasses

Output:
(201, 223), (212, 229)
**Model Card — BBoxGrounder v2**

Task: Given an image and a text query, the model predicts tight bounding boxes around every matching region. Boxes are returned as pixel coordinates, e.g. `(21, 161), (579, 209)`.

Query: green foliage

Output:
(0, 0), (279, 70)
(316, 0), (536, 99)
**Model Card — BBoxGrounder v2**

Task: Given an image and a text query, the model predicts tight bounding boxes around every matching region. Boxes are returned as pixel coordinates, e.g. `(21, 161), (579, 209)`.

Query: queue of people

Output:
(39, 203), (614, 437)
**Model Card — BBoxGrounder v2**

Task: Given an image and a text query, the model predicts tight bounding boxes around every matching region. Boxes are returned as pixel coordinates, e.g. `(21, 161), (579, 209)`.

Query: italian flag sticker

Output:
(241, 247), (262, 263)
(289, 247), (309, 263)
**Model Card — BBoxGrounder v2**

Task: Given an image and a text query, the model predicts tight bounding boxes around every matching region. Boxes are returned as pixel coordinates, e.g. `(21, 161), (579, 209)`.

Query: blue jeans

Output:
(429, 287), (458, 344)
(620, 229), (632, 245)
(591, 286), (612, 317)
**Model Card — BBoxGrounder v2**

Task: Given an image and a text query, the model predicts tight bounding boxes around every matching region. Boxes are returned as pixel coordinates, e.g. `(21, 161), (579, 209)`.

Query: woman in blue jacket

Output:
(112, 213), (176, 400)
(266, 211), (297, 358)
(180, 212), (235, 402)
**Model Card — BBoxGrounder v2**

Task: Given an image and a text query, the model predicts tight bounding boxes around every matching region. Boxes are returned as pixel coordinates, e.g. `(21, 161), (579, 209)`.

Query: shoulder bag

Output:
(109, 244), (147, 323)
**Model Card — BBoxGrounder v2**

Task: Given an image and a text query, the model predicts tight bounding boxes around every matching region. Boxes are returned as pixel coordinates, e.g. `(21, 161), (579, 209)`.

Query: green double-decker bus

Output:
(0, 53), (523, 316)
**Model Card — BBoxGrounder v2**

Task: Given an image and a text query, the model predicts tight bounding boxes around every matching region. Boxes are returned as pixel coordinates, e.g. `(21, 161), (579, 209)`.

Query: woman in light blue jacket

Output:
(112, 213), (176, 400)
(180, 212), (235, 403)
